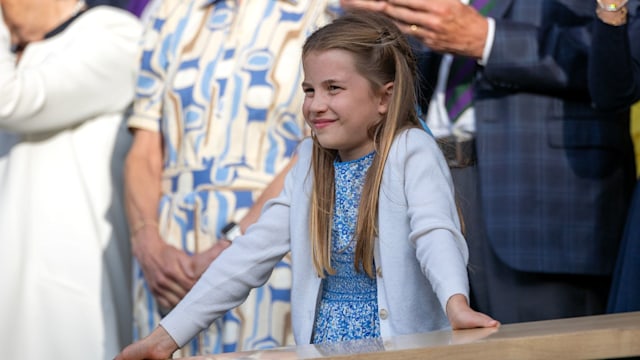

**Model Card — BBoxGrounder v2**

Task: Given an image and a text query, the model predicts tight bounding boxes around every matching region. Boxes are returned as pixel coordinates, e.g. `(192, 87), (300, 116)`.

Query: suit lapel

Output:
(487, 0), (513, 18)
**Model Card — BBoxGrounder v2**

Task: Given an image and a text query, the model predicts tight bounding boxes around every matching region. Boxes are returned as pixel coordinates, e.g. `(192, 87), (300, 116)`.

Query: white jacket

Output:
(0, 6), (141, 359)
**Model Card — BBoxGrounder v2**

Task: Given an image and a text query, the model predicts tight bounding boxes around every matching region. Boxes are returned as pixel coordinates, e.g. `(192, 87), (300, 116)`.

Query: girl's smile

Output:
(309, 118), (337, 130)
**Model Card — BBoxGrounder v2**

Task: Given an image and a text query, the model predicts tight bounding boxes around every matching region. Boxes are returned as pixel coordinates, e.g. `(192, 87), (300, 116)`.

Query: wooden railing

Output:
(183, 311), (640, 359)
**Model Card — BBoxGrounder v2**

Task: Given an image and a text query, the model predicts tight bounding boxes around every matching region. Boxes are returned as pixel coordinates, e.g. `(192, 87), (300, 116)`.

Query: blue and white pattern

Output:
(128, 0), (339, 355)
(312, 152), (381, 344)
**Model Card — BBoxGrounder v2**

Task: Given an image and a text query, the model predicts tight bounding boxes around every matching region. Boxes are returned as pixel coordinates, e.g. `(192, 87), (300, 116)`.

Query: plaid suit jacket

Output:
(420, 0), (637, 275)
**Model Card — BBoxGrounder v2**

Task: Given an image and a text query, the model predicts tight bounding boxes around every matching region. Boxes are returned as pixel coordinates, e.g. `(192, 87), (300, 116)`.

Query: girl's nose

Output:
(308, 93), (328, 113)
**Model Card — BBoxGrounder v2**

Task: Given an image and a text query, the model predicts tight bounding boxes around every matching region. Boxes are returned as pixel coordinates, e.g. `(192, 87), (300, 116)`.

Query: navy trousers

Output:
(608, 181), (640, 313)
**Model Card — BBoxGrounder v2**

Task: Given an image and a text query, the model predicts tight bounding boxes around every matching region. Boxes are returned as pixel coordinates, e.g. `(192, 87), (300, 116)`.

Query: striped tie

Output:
(445, 0), (496, 122)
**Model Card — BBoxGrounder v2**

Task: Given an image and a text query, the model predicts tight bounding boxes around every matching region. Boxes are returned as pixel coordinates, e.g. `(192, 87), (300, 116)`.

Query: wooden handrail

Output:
(183, 311), (640, 360)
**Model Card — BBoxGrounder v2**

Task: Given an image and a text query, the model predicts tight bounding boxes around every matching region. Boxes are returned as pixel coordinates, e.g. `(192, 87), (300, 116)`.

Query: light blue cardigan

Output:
(162, 128), (470, 346)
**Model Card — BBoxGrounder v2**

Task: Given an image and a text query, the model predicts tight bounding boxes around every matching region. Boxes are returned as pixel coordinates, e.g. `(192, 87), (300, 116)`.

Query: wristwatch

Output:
(596, 0), (628, 11)
(595, 0), (628, 26)
(221, 222), (242, 242)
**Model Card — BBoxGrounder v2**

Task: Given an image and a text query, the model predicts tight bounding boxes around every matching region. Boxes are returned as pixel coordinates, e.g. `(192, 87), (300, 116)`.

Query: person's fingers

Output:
(163, 248), (197, 290)
(340, 0), (387, 12)
(155, 289), (183, 309)
(147, 265), (192, 305)
(477, 313), (500, 328)
(191, 240), (232, 277)
(115, 328), (178, 360)
(466, 311), (499, 328)
(386, 0), (423, 9)
(385, 3), (428, 26)
(395, 20), (424, 37)
(192, 252), (213, 278)
(179, 252), (196, 279)
(451, 309), (500, 330)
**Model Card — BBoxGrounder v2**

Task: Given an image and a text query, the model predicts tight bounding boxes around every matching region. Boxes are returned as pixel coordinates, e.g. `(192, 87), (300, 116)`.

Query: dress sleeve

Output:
(126, 0), (179, 132)
(0, 9), (142, 133)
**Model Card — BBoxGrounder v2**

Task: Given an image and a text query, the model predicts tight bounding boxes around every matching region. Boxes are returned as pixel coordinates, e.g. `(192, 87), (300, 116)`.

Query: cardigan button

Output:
(379, 309), (388, 320)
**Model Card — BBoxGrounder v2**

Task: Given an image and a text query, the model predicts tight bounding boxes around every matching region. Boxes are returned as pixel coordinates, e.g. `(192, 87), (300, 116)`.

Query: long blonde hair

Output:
(303, 11), (421, 278)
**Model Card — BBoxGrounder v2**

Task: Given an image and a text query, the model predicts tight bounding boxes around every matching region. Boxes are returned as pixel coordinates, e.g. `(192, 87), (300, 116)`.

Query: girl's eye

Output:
(328, 85), (341, 93)
(303, 88), (314, 96)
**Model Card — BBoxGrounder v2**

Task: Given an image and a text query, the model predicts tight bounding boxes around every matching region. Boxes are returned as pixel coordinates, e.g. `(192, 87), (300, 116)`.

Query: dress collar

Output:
(44, 1), (88, 39)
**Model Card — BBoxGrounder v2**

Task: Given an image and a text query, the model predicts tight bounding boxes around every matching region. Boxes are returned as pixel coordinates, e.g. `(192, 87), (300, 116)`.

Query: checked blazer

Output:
(419, 0), (637, 275)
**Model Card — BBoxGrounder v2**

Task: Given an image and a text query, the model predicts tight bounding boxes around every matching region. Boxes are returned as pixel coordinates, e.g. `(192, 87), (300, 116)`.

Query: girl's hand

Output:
(446, 294), (500, 330)
(114, 326), (178, 360)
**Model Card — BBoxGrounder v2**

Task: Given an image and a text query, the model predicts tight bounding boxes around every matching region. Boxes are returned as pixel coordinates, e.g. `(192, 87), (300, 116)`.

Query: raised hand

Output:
(384, 0), (488, 58)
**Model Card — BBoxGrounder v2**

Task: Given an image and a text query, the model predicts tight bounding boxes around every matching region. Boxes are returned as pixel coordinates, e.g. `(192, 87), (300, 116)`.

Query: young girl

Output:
(115, 10), (498, 359)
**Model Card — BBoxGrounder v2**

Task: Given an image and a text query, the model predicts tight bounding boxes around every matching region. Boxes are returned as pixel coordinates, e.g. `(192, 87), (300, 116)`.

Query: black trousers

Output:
(450, 164), (611, 324)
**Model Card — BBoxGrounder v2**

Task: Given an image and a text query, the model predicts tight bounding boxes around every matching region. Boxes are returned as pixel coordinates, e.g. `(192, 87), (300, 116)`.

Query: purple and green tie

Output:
(444, 0), (497, 122)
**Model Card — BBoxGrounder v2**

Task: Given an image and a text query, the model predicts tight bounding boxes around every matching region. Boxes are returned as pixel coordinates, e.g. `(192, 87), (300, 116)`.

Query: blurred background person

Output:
(124, 0), (157, 20)
(86, 0), (128, 9)
(0, 0), (141, 359)
(125, 0), (340, 356)
(86, 0), (161, 24)
(589, 0), (640, 313)
(342, 0), (637, 324)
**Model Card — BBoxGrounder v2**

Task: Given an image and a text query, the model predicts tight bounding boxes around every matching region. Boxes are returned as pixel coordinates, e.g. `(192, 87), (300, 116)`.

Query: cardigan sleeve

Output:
(399, 129), (470, 312)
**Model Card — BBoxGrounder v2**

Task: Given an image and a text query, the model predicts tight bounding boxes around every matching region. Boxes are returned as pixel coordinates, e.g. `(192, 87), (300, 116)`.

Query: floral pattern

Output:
(313, 152), (381, 343)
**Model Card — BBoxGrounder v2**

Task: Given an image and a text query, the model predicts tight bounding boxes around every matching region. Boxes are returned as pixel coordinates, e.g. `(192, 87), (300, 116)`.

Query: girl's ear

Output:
(378, 81), (394, 115)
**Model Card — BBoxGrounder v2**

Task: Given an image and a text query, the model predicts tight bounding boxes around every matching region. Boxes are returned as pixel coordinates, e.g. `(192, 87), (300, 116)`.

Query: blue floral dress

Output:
(312, 152), (381, 343)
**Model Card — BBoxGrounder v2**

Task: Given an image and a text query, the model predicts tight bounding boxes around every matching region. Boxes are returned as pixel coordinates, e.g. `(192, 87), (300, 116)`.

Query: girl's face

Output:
(302, 49), (390, 162)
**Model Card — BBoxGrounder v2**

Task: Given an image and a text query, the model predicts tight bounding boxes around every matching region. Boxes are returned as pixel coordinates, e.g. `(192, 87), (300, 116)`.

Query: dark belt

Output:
(436, 135), (477, 168)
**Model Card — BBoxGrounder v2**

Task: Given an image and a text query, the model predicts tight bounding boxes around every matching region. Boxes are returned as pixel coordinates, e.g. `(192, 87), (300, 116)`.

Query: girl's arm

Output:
(155, 158), (298, 348)
(401, 130), (498, 329)
(114, 325), (178, 360)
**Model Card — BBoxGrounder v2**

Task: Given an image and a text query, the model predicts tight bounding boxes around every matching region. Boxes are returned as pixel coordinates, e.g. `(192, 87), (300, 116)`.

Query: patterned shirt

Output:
(129, 0), (340, 236)
(129, 0), (340, 354)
